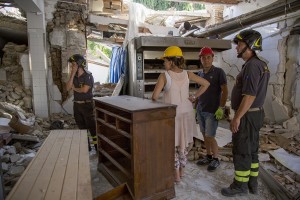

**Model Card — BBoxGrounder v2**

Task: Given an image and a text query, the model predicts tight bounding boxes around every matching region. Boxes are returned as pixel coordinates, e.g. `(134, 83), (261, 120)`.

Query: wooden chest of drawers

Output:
(94, 95), (176, 200)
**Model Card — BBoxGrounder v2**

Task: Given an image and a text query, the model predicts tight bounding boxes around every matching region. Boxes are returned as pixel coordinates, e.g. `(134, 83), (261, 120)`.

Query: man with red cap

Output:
(196, 47), (228, 172)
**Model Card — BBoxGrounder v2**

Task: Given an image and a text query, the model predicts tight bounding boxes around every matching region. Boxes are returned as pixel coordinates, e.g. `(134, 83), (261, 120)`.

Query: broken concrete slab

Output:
(269, 148), (300, 175)
(294, 78), (300, 108)
(264, 85), (275, 122)
(283, 116), (300, 131)
(271, 96), (290, 123)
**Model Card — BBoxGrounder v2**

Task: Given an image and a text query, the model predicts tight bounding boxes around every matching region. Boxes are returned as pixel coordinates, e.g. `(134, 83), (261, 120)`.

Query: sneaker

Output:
(196, 156), (213, 166)
(207, 159), (220, 171)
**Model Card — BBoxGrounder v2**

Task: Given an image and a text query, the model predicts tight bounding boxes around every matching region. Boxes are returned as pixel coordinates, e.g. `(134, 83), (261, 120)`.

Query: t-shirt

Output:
(73, 71), (94, 101)
(197, 66), (227, 113)
(231, 56), (270, 110)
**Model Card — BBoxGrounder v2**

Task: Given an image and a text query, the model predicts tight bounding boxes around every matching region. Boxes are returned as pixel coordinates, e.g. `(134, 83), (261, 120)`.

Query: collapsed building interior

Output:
(0, 0), (300, 199)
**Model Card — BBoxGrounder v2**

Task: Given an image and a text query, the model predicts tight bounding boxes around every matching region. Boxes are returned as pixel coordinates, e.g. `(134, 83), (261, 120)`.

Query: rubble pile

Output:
(188, 123), (300, 198)
(94, 82), (116, 97)
(1, 42), (27, 85)
(0, 100), (78, 196)
(0, 81), (33, 112)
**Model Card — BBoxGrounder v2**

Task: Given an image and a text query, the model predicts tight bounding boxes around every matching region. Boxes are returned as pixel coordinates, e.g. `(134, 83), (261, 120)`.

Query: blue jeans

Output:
(197, 110), (218, 137)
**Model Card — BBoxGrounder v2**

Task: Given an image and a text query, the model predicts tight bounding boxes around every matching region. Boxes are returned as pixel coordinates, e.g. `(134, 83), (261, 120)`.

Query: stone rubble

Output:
(0, 42), (299, 199)
(0, 70), (117, 197)
(188, 122), (300, 198)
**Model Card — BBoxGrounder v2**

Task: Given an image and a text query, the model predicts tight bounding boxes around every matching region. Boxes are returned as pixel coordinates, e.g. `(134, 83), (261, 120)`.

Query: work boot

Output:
(248, 176), (258, 194)
(196, 155), (213, 166)
(207, 158), (220, 172)
(221, 180), (248, 197)
(87, 138), (92, 152)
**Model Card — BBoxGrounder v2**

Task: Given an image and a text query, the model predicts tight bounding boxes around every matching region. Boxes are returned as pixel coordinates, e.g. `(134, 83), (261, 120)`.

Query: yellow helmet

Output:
(161, 46), (183, 59)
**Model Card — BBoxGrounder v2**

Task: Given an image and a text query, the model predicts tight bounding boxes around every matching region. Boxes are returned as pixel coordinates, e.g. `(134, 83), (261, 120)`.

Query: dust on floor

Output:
(89, 151), (275, 200)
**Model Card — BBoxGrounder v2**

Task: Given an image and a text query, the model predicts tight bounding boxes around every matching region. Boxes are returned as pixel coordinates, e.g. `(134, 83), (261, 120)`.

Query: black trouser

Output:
(232, 110), (264, 184)
(73, 102), (97, 148)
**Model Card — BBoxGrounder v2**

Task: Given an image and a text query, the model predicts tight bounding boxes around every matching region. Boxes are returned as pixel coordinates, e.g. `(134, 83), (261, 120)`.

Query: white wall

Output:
(223, 0), (277, 20)
(221, 3), (300, 126)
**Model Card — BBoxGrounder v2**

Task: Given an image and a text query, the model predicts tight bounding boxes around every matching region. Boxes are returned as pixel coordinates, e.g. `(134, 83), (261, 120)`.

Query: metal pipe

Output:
(190, 0), (300, 38)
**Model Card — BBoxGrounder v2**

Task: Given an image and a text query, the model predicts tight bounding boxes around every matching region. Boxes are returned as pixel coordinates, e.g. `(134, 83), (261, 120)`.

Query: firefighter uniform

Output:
(68, 54), (97, 151)
(229, 56), (269, 195)
(222, 30), (270, 197)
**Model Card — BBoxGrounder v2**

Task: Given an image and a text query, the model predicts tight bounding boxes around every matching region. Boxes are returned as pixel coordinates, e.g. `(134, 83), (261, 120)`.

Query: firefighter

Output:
(221, 30), (270, 197)
(66, 54), (97, 151)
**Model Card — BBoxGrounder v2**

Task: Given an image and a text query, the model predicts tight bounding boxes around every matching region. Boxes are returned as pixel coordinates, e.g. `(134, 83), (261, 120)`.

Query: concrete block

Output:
(283, 116), (300, 131)
(67, 30), (86, 48)
(0, 69), (7, 81)
(271, 96), (290, 123)
(283, 61), (297, 106)
(20, 54), (29, 70)
(49, 27), (66, 47)
(264, 85), (275, 122)
(294, 79), (300, 109)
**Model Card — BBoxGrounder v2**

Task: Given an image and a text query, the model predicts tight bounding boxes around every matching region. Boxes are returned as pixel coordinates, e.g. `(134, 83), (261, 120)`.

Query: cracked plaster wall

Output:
(41, 0), (300, 124)
(45, 0), (87, 114)
(222, 17), (300, 129)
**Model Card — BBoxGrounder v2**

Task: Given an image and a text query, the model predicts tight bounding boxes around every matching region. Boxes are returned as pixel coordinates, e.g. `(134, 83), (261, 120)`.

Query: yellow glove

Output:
(215, 107), (224, 120)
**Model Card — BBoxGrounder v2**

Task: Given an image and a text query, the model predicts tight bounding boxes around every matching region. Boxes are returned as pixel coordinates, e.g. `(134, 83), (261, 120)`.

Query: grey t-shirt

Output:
(231, 56), (270, 110)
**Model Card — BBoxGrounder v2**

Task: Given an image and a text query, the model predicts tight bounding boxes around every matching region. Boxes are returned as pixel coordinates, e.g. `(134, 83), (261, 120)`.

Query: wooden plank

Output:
(27, 131), (67, 200)
(6, 131), (60, 200)
(61, 130), (81, 200)
(7, 130), (92, 200)
(44, 131), (73, 200)
(77, 130), (93, 200)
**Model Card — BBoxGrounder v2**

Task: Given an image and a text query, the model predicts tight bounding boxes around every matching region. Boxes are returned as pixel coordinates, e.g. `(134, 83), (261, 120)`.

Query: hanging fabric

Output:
(109, 46), (127, 83)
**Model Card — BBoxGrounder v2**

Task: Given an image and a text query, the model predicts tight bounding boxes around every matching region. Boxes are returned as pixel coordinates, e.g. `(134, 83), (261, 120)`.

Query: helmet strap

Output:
(237, 46), (248, 58)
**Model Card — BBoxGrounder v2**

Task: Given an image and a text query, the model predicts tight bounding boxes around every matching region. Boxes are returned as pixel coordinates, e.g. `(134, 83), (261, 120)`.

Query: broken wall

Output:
(222, 11), (300, 129)
(45, 0), (87, 114)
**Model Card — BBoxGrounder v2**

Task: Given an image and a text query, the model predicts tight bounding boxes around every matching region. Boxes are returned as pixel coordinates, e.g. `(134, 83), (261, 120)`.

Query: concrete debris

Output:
(94, 82), (117, 97)
(1, 111), (79, 197)
(283, 116), (300, 130)
(188, 122), (300, 198)
(8, 166), (25, 176)
(9, 154), (21, 163)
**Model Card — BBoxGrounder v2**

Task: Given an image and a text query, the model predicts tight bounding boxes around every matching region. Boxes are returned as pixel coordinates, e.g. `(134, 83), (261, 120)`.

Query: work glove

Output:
(214, 107), (224, 120)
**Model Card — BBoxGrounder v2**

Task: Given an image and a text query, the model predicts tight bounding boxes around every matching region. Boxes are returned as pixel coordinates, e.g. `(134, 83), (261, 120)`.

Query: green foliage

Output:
(194, 3), (205, 10)
(87, 40), (112, 59)
(133, 0), (205, 11)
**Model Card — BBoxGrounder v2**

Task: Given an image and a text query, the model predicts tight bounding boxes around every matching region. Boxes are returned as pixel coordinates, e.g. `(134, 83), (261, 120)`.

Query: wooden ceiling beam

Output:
(165, 0), (242, 5)
(147, 10), (210, 17)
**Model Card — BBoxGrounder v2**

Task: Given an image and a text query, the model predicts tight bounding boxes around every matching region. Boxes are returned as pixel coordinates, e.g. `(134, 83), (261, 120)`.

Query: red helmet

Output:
(199, 47), (214, 56)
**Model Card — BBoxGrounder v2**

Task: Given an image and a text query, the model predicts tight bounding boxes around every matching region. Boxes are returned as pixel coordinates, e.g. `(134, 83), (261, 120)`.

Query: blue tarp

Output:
(109, 46), (127, 83)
